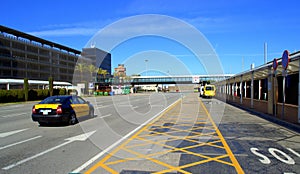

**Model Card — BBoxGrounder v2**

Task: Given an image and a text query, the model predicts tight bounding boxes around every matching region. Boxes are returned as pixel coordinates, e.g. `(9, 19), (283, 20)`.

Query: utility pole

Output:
(264, 42), (268, 64)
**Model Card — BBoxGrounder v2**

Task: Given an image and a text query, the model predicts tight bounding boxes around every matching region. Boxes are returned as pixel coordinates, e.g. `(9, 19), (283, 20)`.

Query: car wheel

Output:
(69, 113), (77, 125)
(89, 109), (95, 118)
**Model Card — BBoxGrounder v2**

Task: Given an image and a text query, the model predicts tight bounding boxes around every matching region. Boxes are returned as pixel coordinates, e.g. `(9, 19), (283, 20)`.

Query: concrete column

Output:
(251, 71), (254, 108)
(244, 81), (247, 98)
(7, 83), (10, 90)
(258, 79), (261, 100)
(233, 78), (236, 102)
(298, 60), (300, 123)
(267, 66), (273, 114)
(228, 83), (230, 95)
(240, 76), (243, 104)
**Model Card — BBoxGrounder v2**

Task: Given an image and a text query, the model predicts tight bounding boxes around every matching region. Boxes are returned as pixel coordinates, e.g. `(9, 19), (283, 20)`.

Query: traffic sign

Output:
(273, 58), (278, 70)
(282, 50), (290, 70)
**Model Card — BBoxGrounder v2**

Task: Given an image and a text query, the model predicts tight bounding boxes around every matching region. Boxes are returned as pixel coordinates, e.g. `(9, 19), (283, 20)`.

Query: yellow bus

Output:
(203, 85), (216, 98)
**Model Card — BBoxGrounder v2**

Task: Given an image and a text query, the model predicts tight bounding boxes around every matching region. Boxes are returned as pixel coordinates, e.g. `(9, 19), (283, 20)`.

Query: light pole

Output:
(145, 59), (148, 93)
(145, 59), (148, 76)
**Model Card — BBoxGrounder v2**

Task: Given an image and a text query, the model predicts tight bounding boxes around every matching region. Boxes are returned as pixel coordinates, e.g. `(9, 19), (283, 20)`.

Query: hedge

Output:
(0, 88), (68, 103)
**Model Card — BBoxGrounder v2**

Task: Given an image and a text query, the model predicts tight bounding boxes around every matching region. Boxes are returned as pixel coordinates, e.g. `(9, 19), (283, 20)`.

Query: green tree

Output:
(24, 78), (29, 101)
(75, 63), (86, 82)
(87, 64), (98, 82)
(98, 68), (109, 78)
(49, 77), (53, 96)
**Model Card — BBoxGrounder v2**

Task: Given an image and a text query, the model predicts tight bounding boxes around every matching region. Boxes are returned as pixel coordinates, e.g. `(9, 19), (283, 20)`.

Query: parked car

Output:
(32, 95), (94, 126)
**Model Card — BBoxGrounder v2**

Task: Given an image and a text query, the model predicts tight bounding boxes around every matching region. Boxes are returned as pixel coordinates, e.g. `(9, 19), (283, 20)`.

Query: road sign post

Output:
(281, 50), (290, 120)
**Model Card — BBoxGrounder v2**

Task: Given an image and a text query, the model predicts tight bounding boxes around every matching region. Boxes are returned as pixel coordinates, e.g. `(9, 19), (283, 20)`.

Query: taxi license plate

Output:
(40, 109), (51, 115)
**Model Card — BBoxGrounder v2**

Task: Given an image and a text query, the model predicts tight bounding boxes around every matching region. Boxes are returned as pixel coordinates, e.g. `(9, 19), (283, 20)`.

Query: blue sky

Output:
(1, 0), (299, 75)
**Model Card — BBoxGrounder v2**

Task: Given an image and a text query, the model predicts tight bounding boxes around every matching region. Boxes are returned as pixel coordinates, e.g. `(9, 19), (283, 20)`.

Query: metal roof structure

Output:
(0, 25), (81, 55)
(0, 79), (72, 86)
(225, 51), (300, 82)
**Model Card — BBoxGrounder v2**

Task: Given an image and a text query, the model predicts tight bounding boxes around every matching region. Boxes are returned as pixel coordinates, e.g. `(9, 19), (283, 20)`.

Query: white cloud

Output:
(28, 27), (98, 37)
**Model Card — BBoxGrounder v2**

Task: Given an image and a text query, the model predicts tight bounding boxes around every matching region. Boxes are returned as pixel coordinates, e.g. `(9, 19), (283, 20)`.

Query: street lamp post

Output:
(145, 59), (148, 93)
(145, 59), (148, 76)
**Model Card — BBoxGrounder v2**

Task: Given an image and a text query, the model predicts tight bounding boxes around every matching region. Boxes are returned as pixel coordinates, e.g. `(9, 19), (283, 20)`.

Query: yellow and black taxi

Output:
(32, 95), (94, 125)
(203, 84), (216, 98)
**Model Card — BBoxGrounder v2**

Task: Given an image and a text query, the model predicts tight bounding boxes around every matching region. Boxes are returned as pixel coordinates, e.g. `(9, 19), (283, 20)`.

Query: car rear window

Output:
(40, 96), (68, 104)
(206, 86), (213, 90)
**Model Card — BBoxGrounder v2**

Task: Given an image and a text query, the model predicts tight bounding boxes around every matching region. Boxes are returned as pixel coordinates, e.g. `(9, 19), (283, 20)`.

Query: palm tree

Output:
(98, 68), (109, 78)
(87, 64), (98, 82)
(102, 69), (108, 79)
(75, 63), (86, 82)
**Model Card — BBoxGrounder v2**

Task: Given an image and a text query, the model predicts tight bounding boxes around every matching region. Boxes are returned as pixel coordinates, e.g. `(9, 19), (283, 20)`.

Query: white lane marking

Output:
(0, 136), (42, 151)
(71, 98), (181, 173)
(118, 105), (138, 109)
(99, 114), (112, 118)
(97, 105), (111, 109)
(2, 113), (28, 118)
(0, 128), (29, 138)
(2, 131), (96, 170)
(0, 105), (25, 111)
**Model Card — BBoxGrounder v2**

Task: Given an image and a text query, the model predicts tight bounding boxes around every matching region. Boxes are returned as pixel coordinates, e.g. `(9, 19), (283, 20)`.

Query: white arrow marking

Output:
(2, 113), (27, 118)
(2, 130), (96, 170)
(65, 131), (96, 141)
(71, 98), (182, 173)
(0, 128), (28, 138)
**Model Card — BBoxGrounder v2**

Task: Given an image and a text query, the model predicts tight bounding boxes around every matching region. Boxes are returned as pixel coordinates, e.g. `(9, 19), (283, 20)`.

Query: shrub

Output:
(0, 90), (8, 103)
(0, 89), (24, 103)
(43, 90), (49, 98)
(24, 78), (29, 101)
(49, 77), (53, 96)
(28, 89), (38, 101)
(17, 89), (24, 101)
(59, 88), (66, 95)
(53, 89), (60, 96)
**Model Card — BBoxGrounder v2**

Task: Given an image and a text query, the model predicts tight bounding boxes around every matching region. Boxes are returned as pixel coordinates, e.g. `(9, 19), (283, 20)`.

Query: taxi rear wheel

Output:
(69, 113), (77, 125)
(89, 109), (95, 118)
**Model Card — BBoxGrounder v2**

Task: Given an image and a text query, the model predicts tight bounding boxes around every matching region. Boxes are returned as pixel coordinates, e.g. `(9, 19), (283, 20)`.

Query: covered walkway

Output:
(214, 51), (300, 124)
(0, 78), (72, 90)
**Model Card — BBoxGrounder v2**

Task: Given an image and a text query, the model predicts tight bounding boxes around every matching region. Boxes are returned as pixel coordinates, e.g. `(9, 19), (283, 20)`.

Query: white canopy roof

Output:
(0, 79), (72, 86)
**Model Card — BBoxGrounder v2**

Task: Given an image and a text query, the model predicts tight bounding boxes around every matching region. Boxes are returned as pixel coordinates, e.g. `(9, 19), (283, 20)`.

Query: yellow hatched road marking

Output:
(84, 98), (182, 174)
(84, 95), (244, 173)
(199, 98), (245, 174)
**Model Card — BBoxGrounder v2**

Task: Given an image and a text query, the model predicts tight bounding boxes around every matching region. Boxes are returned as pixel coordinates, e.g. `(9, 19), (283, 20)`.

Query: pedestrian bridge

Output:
(126, 74), (234, 85)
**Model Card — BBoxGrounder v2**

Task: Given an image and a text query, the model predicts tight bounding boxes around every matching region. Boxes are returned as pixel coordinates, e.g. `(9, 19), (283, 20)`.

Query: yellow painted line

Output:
(84, 98), (182, 174)
(199, 99), (245, 174)
(157, 154), (230, 174)
(122, 148), (187, 173)
(85, 95), (244, 173)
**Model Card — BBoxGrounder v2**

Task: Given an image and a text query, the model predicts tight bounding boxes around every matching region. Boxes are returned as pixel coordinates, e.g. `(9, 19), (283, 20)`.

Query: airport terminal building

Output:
(0, 25), (111, 89)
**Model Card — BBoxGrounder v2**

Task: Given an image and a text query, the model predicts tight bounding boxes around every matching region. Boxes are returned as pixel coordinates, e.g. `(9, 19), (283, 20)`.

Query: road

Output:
(0, 93), (180, 174)
(0, 93), (299, 174)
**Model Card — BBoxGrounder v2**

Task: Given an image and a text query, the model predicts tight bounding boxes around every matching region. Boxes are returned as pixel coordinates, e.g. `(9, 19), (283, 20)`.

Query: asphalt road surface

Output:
(0, 93), (299, 174)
